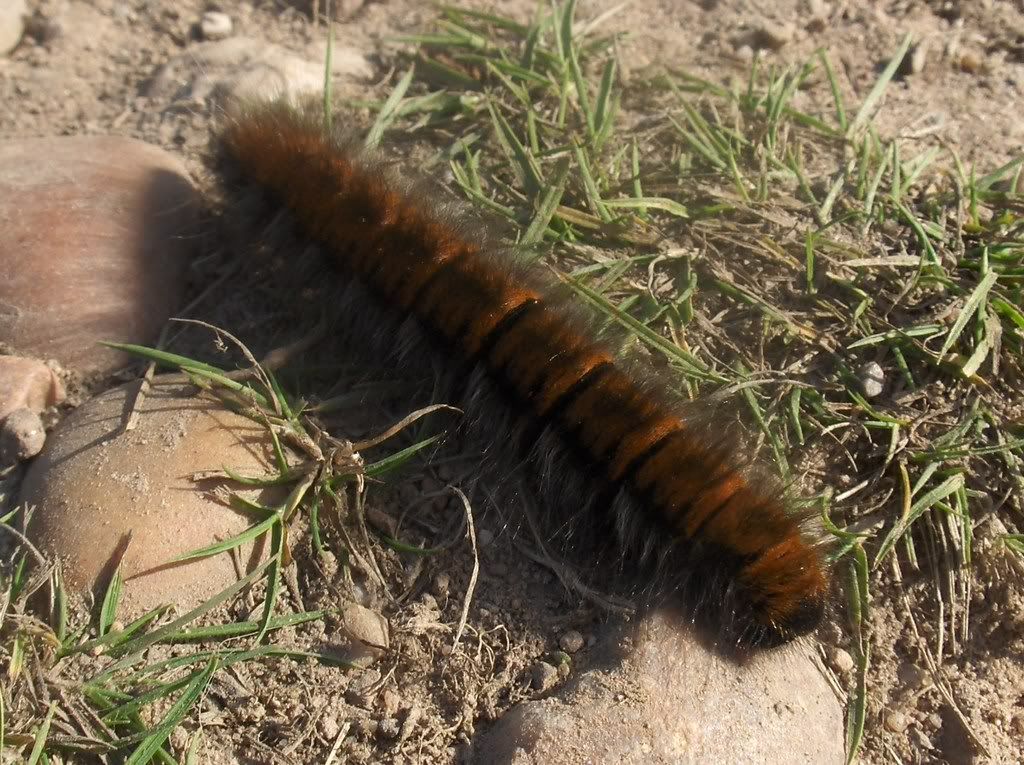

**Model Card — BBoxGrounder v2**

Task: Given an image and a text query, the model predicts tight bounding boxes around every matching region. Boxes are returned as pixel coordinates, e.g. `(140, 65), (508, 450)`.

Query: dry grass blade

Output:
(449, 487), (479, 652)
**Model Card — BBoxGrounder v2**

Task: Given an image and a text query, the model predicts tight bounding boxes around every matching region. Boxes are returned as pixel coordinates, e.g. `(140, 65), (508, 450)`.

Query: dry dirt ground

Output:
(2, 1), (1024, 763)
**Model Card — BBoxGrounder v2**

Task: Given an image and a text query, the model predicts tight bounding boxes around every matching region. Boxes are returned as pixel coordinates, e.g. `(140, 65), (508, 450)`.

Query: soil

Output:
(2, 1), (1024, 763)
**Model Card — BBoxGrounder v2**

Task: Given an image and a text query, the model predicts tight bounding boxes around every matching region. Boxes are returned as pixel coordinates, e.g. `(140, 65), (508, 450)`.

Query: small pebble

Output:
(884, 711), (909, 733)
(559, 630), (585, 654)
(148, 37), (373, 111)
(337, 602), (389, 667)
(319, 713), (340, 740)
(859, 361), (885, 399)
(897, 663), (928, 690)
(24, 11), (63, 44)
(380, 688), (401, 718)
(477, 528), (494, 547)
(430, 573), (450, 598)
(911, 727), (934, 750)
(826, 646), (855, 675)
(805, 0), (829, 32)
(378, 717), (401, 739)
(169, 727), (190, 752)
(753, 20), (795, 51)
(531, 661), (559, 692)
(0, 408), (46, 463)
(480, 611), (844, 762)
(898, 39), (931, 76)
(735, 44), (755, 62)
(958, 51), (986, 75)
(200, 11), (232, 40)
(346, 669), (381, 700)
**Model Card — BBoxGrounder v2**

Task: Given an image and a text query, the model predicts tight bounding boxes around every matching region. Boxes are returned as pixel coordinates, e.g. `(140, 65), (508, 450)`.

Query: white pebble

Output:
(859, 361), (885, 399)
(200, 11), (233, 41)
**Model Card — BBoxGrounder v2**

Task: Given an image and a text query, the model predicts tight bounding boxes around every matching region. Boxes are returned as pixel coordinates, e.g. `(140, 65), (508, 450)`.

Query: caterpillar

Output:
(216, 100), (829, 648)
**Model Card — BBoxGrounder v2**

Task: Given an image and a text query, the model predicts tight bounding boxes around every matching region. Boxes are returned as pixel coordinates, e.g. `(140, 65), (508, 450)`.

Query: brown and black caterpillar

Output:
(217, 100), (829, 647)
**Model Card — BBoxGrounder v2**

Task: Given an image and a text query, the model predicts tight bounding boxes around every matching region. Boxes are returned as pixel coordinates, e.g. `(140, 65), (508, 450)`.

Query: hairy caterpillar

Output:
(217, 100), (828, 647)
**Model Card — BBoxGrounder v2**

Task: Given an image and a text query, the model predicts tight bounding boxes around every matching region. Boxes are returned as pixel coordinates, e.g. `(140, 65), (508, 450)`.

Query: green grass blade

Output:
(873, 473), (965, 567)
(937, 269), (998, 361)
(365, 434), (444, 478)
(172, 514), (278, 563)
(95, 559), (274, 676)
(255, 522), (286, 644)
(365, 67), (416, 149)
(848, 33), (913, 136)
(99, 342), (226, 376)
(25, 703), (57, 765)
(522, 157), (571, 245)
(169, 610), (327, 643)
(99, 563), (123, 637)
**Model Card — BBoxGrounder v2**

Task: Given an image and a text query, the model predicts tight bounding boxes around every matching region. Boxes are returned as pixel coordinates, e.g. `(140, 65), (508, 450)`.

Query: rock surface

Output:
(0, 137), (197, 375)
(0, 355), (64, 420)
(20, 383), (277, 618)
(0, 0), (26, 55)
(147, 37), (372, 111)
(478, 611), (844, 764)
(0, 407), (46, 464)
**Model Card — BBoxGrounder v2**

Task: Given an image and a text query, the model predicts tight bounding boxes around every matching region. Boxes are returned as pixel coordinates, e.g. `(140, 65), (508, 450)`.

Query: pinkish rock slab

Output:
(0, 136), (198, 375)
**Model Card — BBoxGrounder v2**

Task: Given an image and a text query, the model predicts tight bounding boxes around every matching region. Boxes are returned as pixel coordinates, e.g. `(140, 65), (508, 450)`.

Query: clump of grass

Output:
(107, 324), (451, 636)
(356, 2), (1022, 759)
(1, 326), (448, 763)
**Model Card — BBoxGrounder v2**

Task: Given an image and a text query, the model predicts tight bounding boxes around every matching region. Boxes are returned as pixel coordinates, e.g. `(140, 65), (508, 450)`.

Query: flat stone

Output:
(478, 611), (844, 763)
(0, 137), (197, 375)
(20, 383), (278, 618)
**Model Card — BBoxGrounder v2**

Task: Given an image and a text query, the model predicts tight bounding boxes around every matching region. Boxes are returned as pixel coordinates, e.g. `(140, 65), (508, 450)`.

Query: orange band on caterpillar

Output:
(219, 101), (829, 647)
